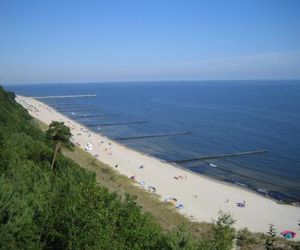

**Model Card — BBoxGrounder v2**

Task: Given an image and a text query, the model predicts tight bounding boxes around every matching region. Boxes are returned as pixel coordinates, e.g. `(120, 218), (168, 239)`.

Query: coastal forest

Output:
(1, 85), (298, 250)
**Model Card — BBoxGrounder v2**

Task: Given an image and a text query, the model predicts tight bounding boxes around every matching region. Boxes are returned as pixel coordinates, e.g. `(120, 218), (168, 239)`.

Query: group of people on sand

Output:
(104, 147), (113, 156)
(128, 166), (188, 210)
(79, 134), (115, 159)
(128, 164), (158, 194)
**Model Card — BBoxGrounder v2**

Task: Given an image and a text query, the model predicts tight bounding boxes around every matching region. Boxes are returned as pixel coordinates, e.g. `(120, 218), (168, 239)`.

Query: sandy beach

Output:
(16, 95), (300, 239)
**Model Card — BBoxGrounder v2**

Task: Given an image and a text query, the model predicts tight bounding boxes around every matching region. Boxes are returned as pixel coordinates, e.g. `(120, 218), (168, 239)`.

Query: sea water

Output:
(7, 81), (300, 202)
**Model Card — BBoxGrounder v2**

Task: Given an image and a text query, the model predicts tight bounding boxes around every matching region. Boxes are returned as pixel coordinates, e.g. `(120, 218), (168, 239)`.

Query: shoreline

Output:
(37, 100), (282, 206)
(16, 95), (300, 239)
(95, 128), (297, 206)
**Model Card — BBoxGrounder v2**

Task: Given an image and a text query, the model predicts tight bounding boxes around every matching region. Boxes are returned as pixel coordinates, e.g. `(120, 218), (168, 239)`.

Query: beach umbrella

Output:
(280, 230), (296, 239)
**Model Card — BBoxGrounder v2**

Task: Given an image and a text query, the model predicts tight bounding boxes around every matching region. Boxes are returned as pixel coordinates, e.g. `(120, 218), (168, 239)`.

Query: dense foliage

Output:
(0, 86), (236, 249)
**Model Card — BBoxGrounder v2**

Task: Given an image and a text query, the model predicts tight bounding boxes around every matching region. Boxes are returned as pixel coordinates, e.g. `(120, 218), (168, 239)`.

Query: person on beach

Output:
(237, 201), (246, 207)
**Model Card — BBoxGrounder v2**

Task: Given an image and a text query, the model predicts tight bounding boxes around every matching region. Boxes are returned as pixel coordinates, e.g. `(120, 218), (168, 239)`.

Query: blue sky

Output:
(1, 0), (300, 84)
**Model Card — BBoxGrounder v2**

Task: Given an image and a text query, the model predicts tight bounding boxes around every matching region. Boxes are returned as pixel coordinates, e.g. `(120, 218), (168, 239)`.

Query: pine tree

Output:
(46, 121), (73, 171)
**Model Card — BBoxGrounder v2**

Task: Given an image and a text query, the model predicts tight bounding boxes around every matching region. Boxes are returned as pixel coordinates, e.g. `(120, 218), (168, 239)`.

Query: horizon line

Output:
(3, 78), (300, 86)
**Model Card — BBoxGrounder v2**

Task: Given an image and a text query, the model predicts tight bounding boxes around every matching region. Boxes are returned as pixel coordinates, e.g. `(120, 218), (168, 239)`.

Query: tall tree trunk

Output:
(51, 143), (59, 171)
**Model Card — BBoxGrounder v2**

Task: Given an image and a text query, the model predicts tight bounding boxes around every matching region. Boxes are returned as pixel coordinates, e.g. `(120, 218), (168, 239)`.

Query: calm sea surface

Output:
(6, 81), (300, 202)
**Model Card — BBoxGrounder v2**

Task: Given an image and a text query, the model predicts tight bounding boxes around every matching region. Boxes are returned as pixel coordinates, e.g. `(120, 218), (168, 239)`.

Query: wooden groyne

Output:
(73, 114), (120, 119)
(87, 121), (149, 127)
(58, 108), (97, 112)
(55, 105), (94, 109)
(44, 100), (74, 104)
(34, 94), (96, 99)
(167, 150), (268, 163)
(115, 131), (191, 141)
(56, 106), (95, 111)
